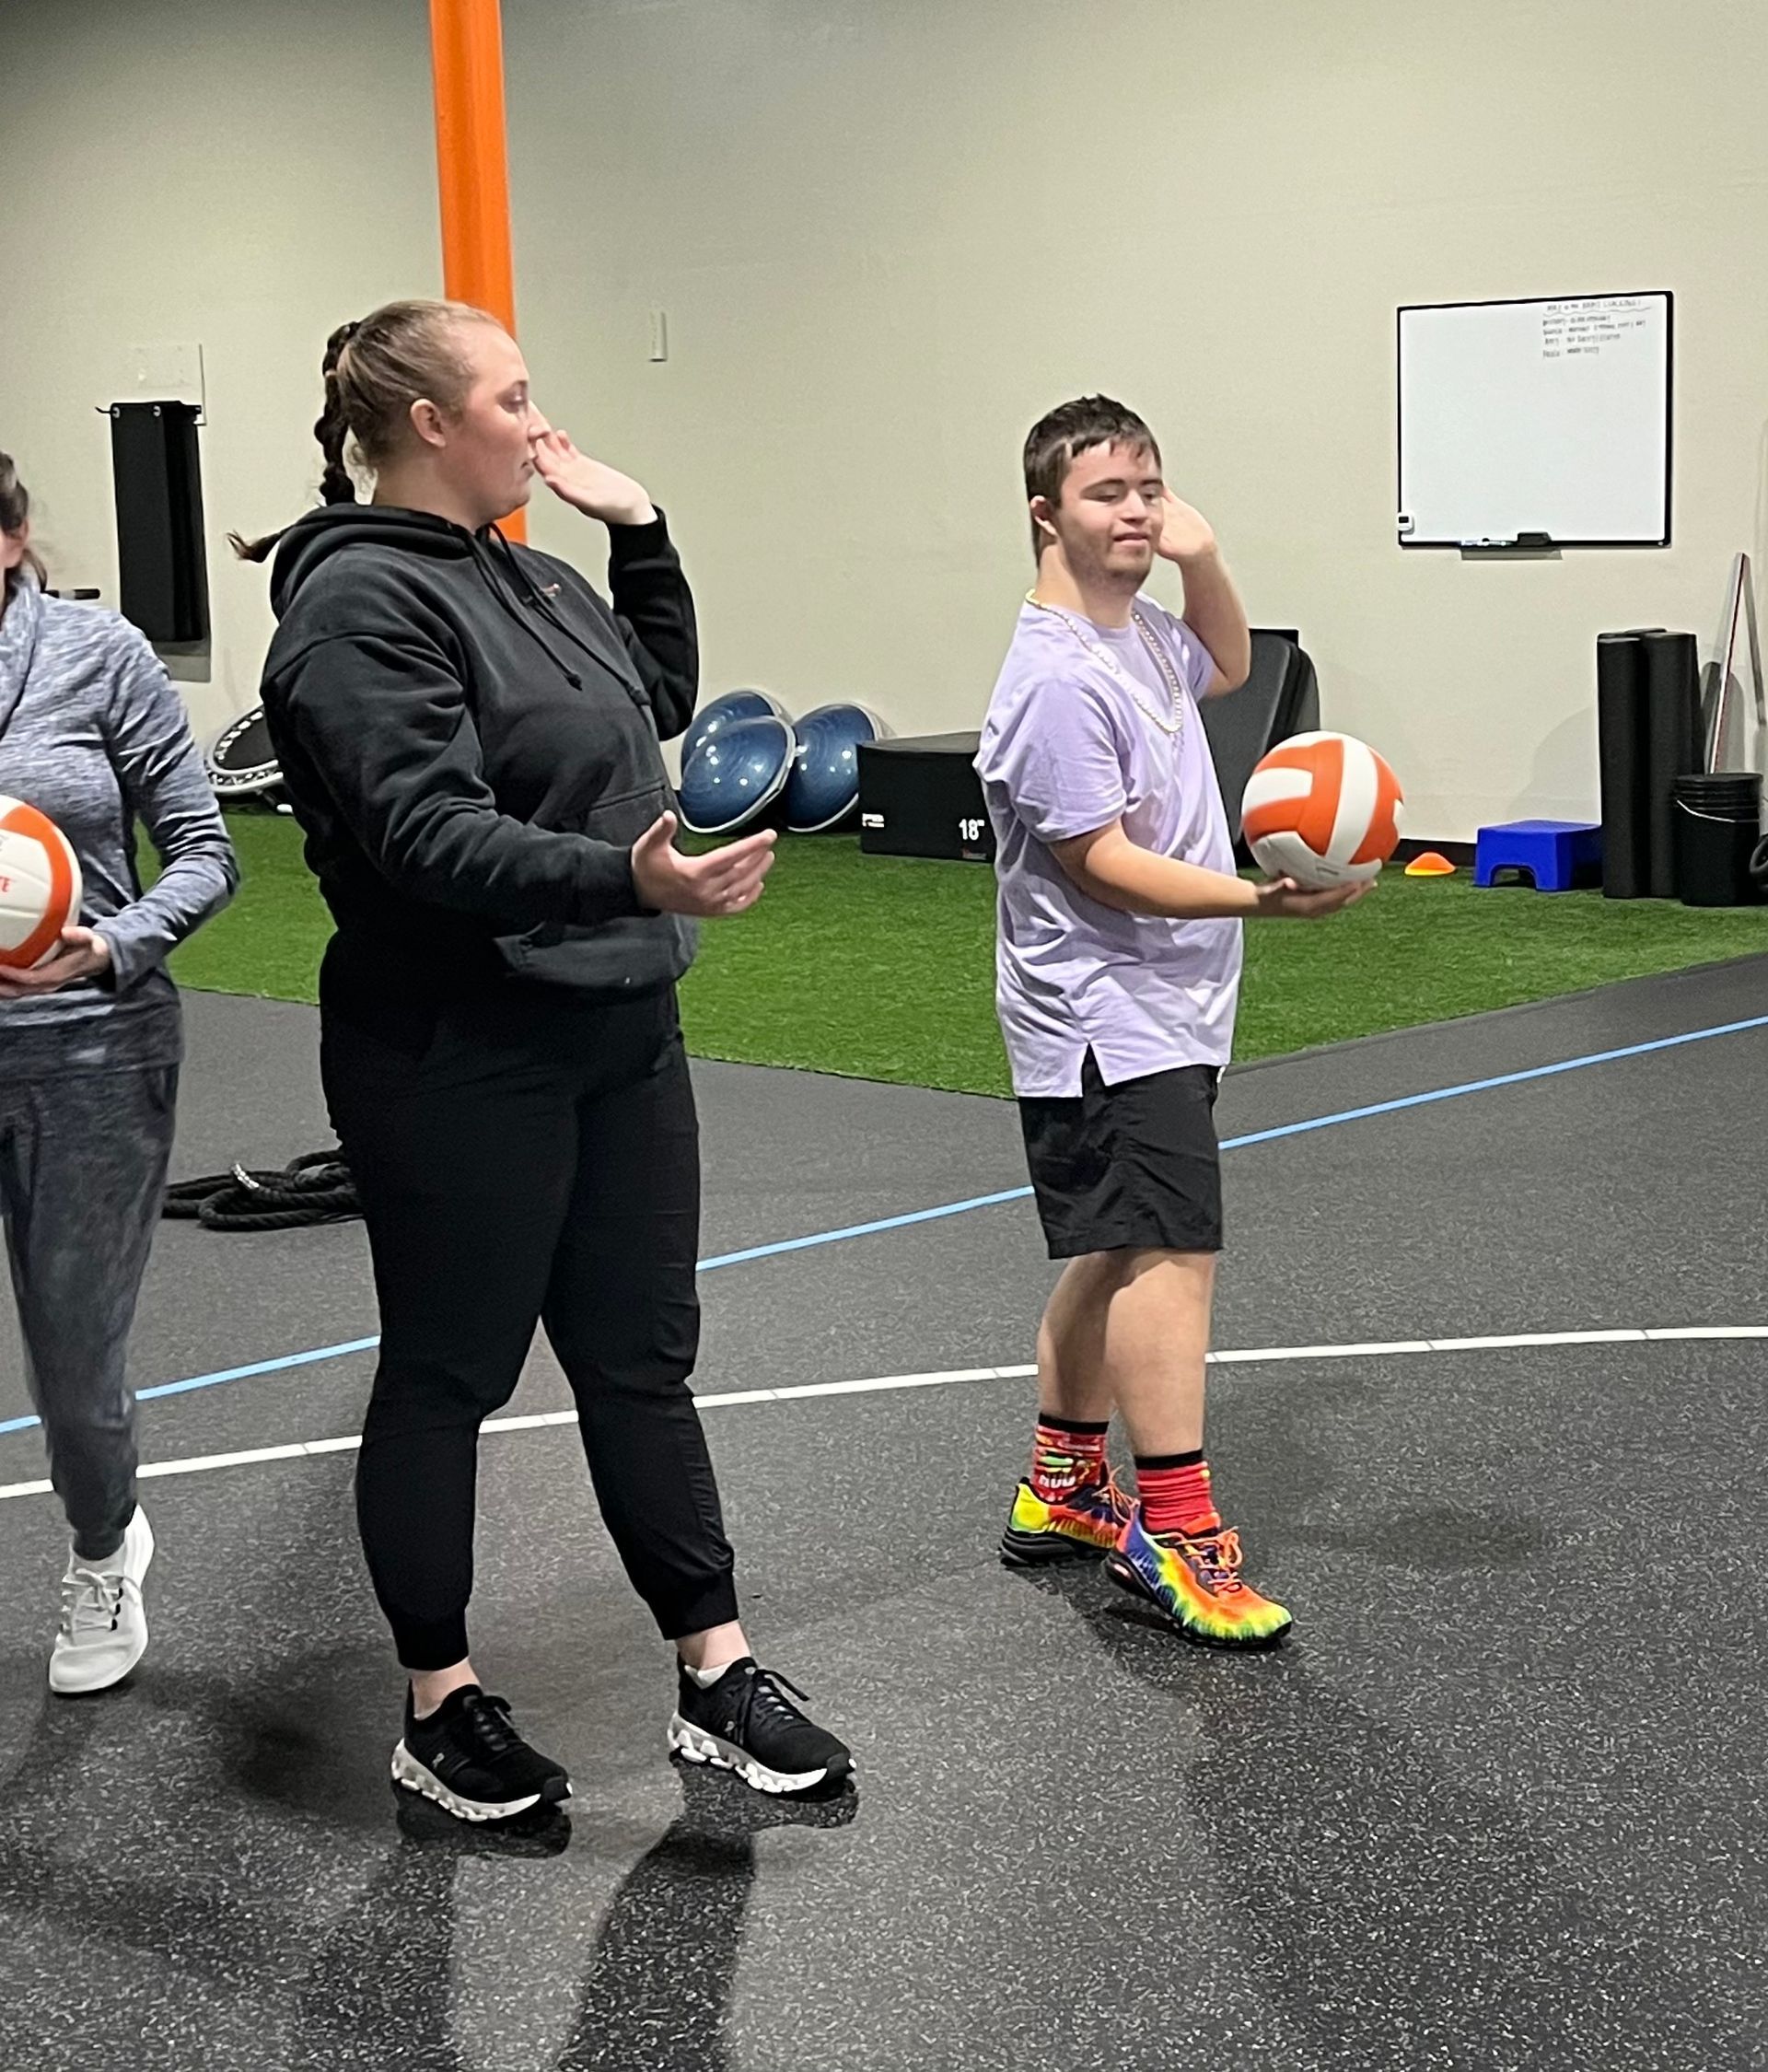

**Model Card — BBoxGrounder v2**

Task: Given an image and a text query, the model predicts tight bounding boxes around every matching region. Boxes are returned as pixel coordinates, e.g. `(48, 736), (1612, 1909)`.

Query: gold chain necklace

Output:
(1023, 592), (1187, 737)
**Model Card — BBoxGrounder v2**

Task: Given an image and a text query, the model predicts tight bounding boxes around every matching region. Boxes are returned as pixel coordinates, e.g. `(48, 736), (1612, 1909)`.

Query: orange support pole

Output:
(429, 0), (524, 536)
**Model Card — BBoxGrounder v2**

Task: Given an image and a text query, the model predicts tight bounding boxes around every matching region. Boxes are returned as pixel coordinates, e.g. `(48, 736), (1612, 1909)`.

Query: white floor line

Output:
(0, 1323), (1761, 1507)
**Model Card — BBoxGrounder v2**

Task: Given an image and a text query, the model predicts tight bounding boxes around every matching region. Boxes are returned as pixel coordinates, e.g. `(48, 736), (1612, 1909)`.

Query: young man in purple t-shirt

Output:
(976, 396), (1365, 1647)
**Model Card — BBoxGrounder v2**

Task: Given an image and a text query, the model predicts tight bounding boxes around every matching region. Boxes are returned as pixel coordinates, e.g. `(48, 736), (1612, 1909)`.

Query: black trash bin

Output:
(1671, 773), (1763, 907)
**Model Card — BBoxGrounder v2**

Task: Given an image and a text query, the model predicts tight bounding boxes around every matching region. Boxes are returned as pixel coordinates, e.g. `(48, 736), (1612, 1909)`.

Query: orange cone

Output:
(1404, 851), (1457, 877)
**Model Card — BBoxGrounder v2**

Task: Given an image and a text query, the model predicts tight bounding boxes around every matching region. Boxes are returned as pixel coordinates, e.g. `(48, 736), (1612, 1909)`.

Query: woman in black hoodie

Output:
(238, 299), (848, 1822)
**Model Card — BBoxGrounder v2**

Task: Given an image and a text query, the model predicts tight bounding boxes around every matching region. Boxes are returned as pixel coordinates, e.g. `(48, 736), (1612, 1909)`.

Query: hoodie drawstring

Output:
(477, 531), (651, 714)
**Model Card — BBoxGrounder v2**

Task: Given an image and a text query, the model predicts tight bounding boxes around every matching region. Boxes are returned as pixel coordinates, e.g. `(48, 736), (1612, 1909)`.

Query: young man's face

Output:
(1034, 439), (1165, 586)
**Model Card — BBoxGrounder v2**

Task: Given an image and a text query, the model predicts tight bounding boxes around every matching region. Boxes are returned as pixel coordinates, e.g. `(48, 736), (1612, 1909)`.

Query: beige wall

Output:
(0, 0), (437, 739)
(4, 0), (1764, 835)
(506, 0), (1768, 837)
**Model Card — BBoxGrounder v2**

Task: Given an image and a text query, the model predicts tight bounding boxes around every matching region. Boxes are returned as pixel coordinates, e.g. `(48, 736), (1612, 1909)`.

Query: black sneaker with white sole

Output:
(390, 1685), (572, 1823)
(669, 1657), (853, 1796)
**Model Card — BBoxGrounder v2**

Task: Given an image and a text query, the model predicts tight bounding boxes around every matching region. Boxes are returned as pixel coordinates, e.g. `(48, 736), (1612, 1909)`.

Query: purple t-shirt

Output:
(975, 598), (1242, 1098)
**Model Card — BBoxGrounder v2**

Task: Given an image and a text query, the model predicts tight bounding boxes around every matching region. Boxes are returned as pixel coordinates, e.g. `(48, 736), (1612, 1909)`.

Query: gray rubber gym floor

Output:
(2, 959), (1765, 2072)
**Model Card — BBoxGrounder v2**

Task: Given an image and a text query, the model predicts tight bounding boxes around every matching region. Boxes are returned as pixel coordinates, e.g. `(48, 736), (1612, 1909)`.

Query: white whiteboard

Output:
(1397, 293), (1672, 548)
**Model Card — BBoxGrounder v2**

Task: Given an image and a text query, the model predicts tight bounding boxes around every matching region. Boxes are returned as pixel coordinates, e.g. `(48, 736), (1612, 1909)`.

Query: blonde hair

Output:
(231, 298), (503, 561)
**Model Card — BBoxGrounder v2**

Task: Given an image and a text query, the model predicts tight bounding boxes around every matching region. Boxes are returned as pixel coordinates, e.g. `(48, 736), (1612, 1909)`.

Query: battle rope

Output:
(163, 1149), (359, 1232)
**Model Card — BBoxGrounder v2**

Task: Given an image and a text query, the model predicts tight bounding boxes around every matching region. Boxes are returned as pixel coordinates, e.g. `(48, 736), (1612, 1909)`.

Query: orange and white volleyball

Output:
(0, 798), (84, 971)
(1240, 733), (1404, 890)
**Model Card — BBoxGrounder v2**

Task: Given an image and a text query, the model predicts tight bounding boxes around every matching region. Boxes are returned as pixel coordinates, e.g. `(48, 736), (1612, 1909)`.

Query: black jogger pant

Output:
(320, 980), (737, 1671)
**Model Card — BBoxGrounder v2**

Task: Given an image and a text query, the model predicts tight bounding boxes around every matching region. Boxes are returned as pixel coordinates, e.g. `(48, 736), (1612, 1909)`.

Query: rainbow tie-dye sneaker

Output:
(1105, 1505), (1293, 1648)
(1000, 1474), (1129, 1567)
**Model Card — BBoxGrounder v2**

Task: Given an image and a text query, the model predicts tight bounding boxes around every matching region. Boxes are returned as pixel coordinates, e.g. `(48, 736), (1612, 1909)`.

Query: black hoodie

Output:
(258, 502), (698, 1006)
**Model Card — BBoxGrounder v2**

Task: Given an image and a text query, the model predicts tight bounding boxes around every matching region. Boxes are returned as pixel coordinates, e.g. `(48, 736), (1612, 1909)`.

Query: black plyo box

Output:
(857, 732), (994, 862)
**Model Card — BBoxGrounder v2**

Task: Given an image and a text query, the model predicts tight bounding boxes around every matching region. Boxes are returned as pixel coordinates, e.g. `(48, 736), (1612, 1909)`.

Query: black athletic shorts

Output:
(1018, 1051), (1224, 1260)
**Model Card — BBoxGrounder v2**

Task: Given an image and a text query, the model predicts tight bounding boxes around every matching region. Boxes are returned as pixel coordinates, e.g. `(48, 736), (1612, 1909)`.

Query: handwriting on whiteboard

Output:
(1541, 297), (1654, 362)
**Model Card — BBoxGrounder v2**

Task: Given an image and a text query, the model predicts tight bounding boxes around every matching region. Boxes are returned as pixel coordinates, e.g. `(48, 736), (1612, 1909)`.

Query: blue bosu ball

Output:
(785, 704), (888, 833)
(681, 689), (786, 774)
(678, 716), (798, 836)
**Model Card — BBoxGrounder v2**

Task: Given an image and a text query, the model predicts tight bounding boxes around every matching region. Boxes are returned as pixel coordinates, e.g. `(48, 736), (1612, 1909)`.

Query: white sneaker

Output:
(49, 1507), (154, 1695)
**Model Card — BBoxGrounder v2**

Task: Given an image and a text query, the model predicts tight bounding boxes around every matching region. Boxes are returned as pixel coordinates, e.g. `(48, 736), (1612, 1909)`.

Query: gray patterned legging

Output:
(0, 1065), (177, 1559)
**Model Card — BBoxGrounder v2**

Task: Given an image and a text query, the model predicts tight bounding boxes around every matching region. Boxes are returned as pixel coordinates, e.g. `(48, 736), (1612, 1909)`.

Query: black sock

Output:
(1132, 1448), (1204, 1473)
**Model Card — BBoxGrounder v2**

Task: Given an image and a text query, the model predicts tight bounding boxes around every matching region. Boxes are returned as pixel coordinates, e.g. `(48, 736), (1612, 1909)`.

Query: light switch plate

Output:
(125, 342), (204, 402)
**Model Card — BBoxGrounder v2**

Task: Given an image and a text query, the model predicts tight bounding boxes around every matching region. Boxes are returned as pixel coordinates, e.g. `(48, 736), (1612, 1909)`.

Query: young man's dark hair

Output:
(1021, 396), (1162, 558)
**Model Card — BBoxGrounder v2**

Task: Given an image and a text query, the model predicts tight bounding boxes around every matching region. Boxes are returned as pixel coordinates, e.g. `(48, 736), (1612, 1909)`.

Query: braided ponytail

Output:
(230, 298), (500, 564)
(314, 320), (362, 509)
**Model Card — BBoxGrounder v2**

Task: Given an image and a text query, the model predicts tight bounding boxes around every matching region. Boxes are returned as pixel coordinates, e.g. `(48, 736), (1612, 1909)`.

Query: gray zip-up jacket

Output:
(0, 576), (238, 1076)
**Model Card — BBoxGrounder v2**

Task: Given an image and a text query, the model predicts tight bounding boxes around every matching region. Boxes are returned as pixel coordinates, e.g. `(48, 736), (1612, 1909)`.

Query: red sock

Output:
(1029, 1415), (1109, 1502)
(1135, 1450), (1223, 1537)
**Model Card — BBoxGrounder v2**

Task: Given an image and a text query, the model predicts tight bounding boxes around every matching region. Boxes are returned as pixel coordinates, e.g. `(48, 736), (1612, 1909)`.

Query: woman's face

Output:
(426, 322), (552, 528)
(1, 525), (27, 581)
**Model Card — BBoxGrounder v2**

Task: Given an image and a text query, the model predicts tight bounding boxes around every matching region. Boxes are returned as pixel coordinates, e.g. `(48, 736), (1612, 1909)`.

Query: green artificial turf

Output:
(164, 813), (1768, 1098)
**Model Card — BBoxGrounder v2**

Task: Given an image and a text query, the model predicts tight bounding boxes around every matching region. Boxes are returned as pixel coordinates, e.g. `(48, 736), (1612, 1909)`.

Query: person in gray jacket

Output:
(0, 451), (238, 1694)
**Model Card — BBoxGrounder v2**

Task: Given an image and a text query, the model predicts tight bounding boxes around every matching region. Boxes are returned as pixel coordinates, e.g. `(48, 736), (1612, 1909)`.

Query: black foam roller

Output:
(110, 400), (209, 645)
(1596, 632), (1647, 900)
(1641, 631), (1702, 899)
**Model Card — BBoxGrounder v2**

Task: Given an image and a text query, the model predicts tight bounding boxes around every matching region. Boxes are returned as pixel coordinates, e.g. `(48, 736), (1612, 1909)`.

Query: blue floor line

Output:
(4, 1007), (1764, 1440)
(1218, 1011), (1768, 1148)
